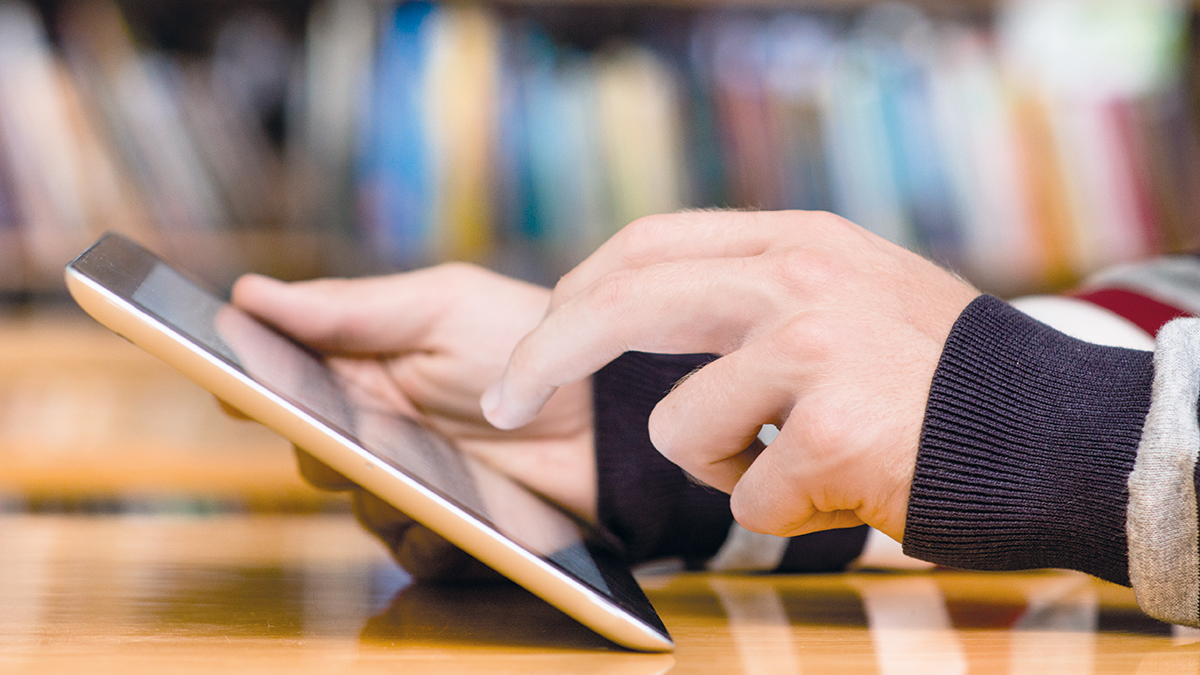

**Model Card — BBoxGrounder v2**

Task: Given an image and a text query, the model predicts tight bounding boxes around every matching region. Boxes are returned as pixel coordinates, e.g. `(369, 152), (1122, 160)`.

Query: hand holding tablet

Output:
(229, 266), (597, 581)
(66, 233), (673, 652)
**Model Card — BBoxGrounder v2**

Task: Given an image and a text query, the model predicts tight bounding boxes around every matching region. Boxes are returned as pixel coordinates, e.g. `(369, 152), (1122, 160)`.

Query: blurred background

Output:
(0, 0), (1193, 514)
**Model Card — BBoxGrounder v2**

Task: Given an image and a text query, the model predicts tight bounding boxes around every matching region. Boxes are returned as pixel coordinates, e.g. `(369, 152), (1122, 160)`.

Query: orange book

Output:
(426, 6), (500, 263)
(1011, 89), (1076, 288)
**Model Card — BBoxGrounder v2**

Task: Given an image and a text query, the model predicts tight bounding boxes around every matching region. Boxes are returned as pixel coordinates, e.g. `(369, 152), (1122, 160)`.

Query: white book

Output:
(0, 2), (91, 279)
(59, 1), (229, 235)
(596, 44), (686, 232)
(294, 0), (378, 236)
(929, 26), (1043, 292)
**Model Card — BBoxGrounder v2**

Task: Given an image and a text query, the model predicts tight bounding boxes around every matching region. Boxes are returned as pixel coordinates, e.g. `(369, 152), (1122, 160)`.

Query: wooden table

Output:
(0, 312), (336, 510)
(0, 514), (1193, 674)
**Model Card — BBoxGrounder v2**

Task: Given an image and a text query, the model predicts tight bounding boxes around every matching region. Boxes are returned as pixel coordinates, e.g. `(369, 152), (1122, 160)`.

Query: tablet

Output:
(65, 232), (673, 652)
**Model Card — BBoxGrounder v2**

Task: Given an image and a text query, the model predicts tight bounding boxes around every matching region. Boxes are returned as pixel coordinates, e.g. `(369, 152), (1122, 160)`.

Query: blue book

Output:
(823, 41), (908, 247)
(685, 16), (734, 208)
(358, 1), (437, 268)
(526, 49), (608, 268)
(494, 22), (544, 245)
(859, 9), (961, 265)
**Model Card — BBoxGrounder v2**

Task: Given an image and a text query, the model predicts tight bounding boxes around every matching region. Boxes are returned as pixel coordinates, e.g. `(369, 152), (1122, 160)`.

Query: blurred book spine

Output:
(0, 0), (296, 292)
(0, 0), (1196, 296)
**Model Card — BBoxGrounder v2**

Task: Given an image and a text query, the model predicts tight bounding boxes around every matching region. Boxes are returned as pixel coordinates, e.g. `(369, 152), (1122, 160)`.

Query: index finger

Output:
(549, 210), (847, 313)
(482, 257), (771, 429)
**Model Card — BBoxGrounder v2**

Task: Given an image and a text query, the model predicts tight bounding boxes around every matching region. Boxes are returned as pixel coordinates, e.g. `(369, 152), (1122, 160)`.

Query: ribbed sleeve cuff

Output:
(903, 295), (1155, 586)
(593, 352), (734, 564)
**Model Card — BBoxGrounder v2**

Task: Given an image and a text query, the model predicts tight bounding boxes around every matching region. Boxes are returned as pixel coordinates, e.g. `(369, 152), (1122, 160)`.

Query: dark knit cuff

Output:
(594, 352), (733, 564)
(594, 351), (869, 571)
(903, 295), (1155, 586)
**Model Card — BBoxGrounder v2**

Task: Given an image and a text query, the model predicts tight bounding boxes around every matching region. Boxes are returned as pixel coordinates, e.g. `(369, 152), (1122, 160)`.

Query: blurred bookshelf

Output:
(0, 0), (1196, 510)
(1, 0), (1196, 296)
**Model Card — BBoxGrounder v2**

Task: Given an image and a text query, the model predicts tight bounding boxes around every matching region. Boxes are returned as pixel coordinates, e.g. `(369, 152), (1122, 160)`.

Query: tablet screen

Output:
(68, 233), (667, 638)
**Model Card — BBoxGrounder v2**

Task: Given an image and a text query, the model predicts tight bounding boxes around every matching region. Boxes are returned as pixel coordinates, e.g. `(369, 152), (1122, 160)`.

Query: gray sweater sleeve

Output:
(903, 294), (1200, 627)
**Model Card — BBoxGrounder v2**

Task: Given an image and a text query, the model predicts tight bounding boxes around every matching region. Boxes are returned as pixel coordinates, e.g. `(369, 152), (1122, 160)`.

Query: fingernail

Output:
(253, 275), (289, 291)
(234, 274), (282, 299)
(480, 380), (504, 421)
(239, 273), (272, 285)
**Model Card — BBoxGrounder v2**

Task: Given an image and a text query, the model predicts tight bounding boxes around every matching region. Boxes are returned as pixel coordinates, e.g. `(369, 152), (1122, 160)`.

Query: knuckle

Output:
(792, 402), (849, 456)
(764, 247), (819, 290)
(432, 260), (483, 283)
(811, 210), (852, 231)
(429, 261), (487, 297)
(619, 214), (674, 263)
(763, 242), (848, 293)
(504, 343), (559, 401)
(793, 209), (856, 240)
(765, 318), (830, 364)
(552, 269), (580, 304)
(551, 264), (591, 310)
(587, 270), (637, 316)
(501, 346), (538, 392)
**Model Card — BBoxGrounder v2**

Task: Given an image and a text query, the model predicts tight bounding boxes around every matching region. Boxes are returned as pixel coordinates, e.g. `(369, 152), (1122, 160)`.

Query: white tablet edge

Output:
(65, 266), (674, 653)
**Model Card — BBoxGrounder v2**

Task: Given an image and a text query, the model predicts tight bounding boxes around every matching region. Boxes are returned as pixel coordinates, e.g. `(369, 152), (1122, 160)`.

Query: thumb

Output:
(230, 272), (449, 355)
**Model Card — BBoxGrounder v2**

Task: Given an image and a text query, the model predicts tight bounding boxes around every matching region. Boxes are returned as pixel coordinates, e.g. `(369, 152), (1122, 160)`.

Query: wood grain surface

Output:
(0, 514), (1193, 674)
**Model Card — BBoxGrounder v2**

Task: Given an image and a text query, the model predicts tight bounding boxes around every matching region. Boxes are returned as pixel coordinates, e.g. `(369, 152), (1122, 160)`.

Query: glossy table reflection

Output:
(0, 515), (1194, 674)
